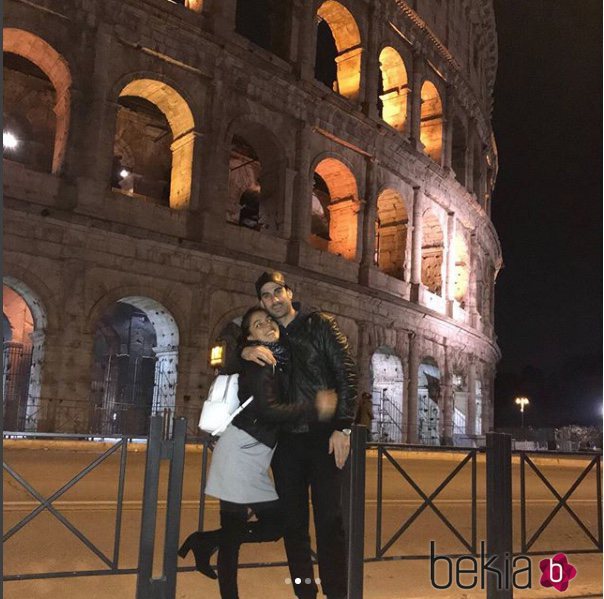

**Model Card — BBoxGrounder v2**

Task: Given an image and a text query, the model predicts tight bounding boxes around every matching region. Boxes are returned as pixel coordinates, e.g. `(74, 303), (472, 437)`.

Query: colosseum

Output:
(3, 0), (501, 446)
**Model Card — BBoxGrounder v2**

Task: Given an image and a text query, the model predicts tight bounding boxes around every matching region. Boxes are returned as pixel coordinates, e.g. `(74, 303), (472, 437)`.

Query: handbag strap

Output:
(211, 395), (254, 437)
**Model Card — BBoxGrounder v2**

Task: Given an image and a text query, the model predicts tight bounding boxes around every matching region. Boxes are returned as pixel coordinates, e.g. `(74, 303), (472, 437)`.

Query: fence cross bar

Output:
(524, 453), (600, 551)
(379, 448), (474, 556)
(2, 462), (113, 568)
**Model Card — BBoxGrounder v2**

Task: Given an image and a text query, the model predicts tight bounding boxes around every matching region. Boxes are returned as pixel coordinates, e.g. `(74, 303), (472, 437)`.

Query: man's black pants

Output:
(272, 429), (347, 599)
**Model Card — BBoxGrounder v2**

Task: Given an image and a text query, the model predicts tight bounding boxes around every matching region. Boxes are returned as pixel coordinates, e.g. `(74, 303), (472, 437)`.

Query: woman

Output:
(179, 307), (335, 598)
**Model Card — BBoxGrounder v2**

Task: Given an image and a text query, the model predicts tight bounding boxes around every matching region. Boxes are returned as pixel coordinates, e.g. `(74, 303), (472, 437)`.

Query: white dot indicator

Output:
(294, 577), (301, 584)
(305, 578), (312, 584)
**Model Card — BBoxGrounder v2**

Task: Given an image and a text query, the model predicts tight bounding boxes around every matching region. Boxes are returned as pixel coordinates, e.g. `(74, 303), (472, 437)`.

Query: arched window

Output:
(113, 79), (195, 209)
(371, 347), (404, 442)
(375, 189), (408, 280)
(3, 29), (71, 174)
(315, 1), (362, 101)
(420, 81), (443, 163)
(2, 278), (47, 432)
(89, 296), (179, 435)
(378, 47), (408, 131)
(421, 209), (444, 295)
(310, 158), (360, 260)
(451, 115), (466, 185)
(453, 232), (470, 307)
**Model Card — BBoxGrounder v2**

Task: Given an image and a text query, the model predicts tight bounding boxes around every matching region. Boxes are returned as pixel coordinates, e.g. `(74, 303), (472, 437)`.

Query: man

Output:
(242, 271), (358, 599)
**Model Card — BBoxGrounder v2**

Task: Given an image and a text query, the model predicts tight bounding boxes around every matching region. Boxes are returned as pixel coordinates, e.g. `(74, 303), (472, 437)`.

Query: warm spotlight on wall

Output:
(209, 341), (226, 369)
(3, 131), (19, 150)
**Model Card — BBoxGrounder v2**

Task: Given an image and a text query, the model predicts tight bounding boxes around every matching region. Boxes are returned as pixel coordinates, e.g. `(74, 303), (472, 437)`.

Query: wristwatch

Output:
(340, 428), (352, 437)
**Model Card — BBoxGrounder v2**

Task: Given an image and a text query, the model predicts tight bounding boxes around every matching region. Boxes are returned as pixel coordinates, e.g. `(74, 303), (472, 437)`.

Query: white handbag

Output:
(198, 374), (253, 436)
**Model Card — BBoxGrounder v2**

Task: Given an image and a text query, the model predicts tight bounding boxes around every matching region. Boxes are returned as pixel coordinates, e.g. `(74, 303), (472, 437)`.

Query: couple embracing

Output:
(180, 271), (358, 599)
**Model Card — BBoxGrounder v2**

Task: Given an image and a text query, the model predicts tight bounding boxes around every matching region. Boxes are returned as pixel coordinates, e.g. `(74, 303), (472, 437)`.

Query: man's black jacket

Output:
(281, 305), (358, 432)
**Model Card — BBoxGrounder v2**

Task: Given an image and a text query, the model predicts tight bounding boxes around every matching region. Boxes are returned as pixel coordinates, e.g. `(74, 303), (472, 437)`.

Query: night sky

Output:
(491, 0), (602, 427)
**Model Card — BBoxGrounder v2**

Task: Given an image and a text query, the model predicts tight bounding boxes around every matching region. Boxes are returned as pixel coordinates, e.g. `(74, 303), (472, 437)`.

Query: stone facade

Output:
(3, 0), (501, 444)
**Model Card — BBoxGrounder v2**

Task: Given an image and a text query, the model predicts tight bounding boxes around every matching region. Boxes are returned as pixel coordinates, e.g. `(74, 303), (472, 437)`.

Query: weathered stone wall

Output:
(3, 0), (501, 443)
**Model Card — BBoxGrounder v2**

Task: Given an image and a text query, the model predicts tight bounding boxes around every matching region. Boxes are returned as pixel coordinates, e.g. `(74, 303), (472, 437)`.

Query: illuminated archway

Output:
(311, 157), (360, 260)
(114, 79), (195, 209)
(421, 209), (444, 295)
(315, 1), (362, 101)
(378, 47), (408, 131)
(3, 28), (72, 174)
(370, 347), (404, 442)
(375, 189), (408, 280)
(420, 80), (443, 163)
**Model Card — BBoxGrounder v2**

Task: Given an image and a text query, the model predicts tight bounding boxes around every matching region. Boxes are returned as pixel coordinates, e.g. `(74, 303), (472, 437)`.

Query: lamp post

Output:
(515, 396), (529, 431)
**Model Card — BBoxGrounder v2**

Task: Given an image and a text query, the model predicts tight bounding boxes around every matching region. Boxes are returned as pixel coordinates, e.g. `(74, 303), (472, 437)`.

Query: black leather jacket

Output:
(231, 360), (311, 448)
(282, 306), (358, 433)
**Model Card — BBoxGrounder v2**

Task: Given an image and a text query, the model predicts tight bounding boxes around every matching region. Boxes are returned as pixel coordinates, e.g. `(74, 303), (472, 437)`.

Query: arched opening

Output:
(370, 348), (404, 442)
(227, 126), (285, 235)
(2, 278), (47, 431)
(113, 79), (195, 210)
(375, 189), (408, 281)
(89, 297), (179, 435)
(453, 232), (470, 307)
(452, 373), (467, 439)
(310, 158), (360, 260)
(378, 47), (408, 131)
(451, 115), (466, 185)
(473, 142), (483, 201)
(235, 0), (290, 60)
(315, 1), (362, 101)
(3, 29), (72, 174)
(420, 80), (443, 163)
(421, 209), (444, 295)
(418, 358), (440, 445)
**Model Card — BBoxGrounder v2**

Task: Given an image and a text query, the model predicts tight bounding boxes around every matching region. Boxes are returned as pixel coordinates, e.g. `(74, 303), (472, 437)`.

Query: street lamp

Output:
(515, 396), (529, 430)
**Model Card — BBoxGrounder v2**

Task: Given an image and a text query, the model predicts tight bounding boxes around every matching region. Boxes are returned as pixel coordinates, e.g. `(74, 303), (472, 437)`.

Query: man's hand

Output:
(241, 345), (276, 366)
(328, 430), (350, 469)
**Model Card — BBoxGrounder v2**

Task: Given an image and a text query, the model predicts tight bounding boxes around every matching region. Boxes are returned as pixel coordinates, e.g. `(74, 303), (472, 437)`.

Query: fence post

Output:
(486, 432), (513, 599)
(347, 424), (366, 599)
(136, 415), (187, 599)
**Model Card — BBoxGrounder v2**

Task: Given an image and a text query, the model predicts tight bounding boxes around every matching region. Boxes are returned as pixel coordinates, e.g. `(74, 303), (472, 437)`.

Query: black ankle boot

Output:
(178, 531), (220, 579)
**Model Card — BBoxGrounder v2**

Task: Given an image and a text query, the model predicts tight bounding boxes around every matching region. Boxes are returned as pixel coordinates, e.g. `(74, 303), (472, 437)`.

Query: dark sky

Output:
(491, 0), (602, 426)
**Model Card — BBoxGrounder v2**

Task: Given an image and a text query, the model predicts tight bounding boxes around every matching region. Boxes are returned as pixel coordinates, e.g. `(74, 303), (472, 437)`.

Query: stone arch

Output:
(113, 77), (196, 209)
(88, 294), (180, 434)
(315, 1), (362, 101)
(3, 28), (72, 174)
(225, 117), (288, 236)
(421, 208), (444, 295)
(453, 231), (470, 307)
(310, 156), (360, 260)
(378, 47), (408, 131)
(370, 346), (404, 442)
(2, 276), (48, 430)
(418, 357), (440, 445)
(375, 188), (409, 281)
(420, 80), (443, 163)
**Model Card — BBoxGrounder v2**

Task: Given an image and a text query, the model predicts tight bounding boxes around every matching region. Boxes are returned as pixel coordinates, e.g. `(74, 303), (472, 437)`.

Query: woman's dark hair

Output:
(239, 306), (272, 344)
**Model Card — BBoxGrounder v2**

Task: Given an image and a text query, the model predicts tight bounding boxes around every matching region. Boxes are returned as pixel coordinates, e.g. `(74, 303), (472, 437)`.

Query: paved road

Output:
(3, 441), (602, 598)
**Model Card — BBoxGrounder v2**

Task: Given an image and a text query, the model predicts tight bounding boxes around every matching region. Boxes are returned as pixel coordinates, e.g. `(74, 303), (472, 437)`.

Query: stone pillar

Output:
(466, 357), (477, 436)
(335, 47), (363, 102)
(327, 199), (363, 261)
(445, 212), (457, 313)
(363, 2), (381, 119)
(483, 364), (496, 433)
(296, 1), (317, 81)
(410, 186), (423, 300)
(442, 345), (454, 445)
(153, 348), (179, 411)
(468, 233), (480, 328)
(169, 130), (201, 210)
(406, 333), (420, 444)
(206, 0), (237, 38)
(359, 158), (379, 282)
(287, 123), (313, 264)
(25, 329), (45, 430)
(443, 86), (454, 170)
(408, 51), (423, 150)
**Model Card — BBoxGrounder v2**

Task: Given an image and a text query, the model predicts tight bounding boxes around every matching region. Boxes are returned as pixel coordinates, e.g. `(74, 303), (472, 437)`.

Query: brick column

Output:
(363, 2), (381, 120)
(406, 333), (420, 444)
(443, 86), (454, 170)
(296, 1), (317, 81)
(410, 186), (423, 301)
(442, 345), (454, 445)
(408, 51), (423, 150)
(359, 158), (379, 282)
(445, 212), (457, 313)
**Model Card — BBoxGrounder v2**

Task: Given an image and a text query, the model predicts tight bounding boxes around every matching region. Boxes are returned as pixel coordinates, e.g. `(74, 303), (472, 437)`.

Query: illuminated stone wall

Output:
(3, 0), (500, 443)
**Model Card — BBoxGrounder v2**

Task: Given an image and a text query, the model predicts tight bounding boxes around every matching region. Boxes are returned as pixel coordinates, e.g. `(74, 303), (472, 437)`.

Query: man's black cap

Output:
(255, 271), (289, 298)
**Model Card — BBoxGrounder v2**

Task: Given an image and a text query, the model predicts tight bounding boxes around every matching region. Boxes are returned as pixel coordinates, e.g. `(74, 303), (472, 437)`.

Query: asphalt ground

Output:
(3, 441), (602, 598)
